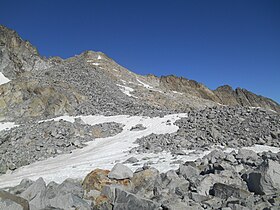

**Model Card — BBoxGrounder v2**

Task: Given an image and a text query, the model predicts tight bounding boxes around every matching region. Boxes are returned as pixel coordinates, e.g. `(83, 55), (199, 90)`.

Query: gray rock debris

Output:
(132, 106), (280, 154)
(2, 149), (280, 209)
(0, 120), (123, 175)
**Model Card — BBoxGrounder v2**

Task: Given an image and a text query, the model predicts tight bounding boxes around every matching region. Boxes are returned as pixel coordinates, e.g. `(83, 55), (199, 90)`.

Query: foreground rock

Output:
(2, 149), (280, 209)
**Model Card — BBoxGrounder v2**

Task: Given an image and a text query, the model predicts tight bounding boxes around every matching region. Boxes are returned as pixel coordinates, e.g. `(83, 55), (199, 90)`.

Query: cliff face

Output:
(160, 75), (280, 113)
(0, 25), (50, 79)
(214, 86), (280, 113)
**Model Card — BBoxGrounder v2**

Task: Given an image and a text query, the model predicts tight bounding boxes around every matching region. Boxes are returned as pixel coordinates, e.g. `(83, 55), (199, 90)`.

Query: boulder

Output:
(161, 170), (189, 195)
(178, 163), (199, 184)
(211, 183), (251, 199)
(247, 159), (280, 195)
(102, 185), (161, 210)
(82, 168), (132, 198)
(47, 193), (91, 210)
(131, 168), (161, 199)
(0, 189), (29, 210)
(196, 171), (246, 196)
(123, 157), (139, 164)
(108, 163), (133, 180)
(20, 177), (46, 202)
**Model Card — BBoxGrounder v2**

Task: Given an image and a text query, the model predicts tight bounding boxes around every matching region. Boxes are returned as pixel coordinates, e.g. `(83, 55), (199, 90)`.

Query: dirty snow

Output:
(0, 72), (10, 85)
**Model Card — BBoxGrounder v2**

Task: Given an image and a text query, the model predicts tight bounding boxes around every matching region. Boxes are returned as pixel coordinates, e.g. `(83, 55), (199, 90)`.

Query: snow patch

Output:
(1, 113), (280, 188)
(97, 55), (102, 60)
(172, 91), (183, 95)
(136, 78), (153, 89)
(0, 114), (188, 187)
(116, 84), (137, 98)
(0, 72), (10, 85)
(0, 122), (18, 132)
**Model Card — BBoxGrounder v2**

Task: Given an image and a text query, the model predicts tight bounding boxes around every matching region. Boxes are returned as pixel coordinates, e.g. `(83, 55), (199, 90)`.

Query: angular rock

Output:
(102, 185), (161, 210)
(108, 163), (133, 180)
(0, 189), (29, 210)
(247, 159), (280, 195)
(131, 168), (161, 199)
(211, 183), (251, 199)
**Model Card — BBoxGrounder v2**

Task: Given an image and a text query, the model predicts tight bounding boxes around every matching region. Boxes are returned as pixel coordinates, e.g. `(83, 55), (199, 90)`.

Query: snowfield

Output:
(0, 114), (279, 188)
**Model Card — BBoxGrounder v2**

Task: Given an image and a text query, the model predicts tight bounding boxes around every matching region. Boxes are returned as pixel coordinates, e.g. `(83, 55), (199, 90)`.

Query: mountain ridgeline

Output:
(0, 25), (279, 122)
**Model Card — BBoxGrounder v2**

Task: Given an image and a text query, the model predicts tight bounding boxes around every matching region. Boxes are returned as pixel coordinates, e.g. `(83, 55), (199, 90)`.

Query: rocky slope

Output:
(0, 25), (279, 123)
(0, 25), (280, 210)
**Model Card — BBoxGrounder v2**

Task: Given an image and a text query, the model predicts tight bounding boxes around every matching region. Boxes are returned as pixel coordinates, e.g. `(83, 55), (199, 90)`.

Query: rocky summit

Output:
(0, 24), (280, 210)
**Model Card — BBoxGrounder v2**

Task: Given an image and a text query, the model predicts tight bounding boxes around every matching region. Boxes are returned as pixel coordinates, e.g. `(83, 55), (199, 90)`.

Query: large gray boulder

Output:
(247, 159), (280, 195)
(108, 163), (133, 180)
(20, 177), (46, 202)
(161, 170), (189, 195)
(196, 171), (246, 196)
(178, 163), (199, 184)
(212, 183), (251, 199)
(102, 185), (161, 210)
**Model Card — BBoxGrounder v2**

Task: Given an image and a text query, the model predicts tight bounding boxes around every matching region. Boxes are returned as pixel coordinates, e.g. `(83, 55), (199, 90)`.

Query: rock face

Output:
(214, 85), (280, 113)
(160, 75), (280, 113)
(0, 25), (50, 79)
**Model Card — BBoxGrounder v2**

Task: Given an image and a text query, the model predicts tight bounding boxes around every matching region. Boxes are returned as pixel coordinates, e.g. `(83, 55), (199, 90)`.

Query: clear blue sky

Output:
(1, 0), (279, 103)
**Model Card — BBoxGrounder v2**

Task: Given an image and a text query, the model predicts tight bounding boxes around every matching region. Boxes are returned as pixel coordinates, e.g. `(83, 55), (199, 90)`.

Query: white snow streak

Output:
(136, 78), (153, 89)
(0, 72), (10, 85)
(116, 84), (137, 98)
(172, 91), (183, 95)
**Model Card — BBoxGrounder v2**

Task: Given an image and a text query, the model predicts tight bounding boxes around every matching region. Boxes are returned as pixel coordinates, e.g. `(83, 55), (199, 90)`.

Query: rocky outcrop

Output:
(0, 25), (51, 79)
(0, 79), (85, 121)
(160, 75), (280, 113)
(160, 75), (220, 102)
